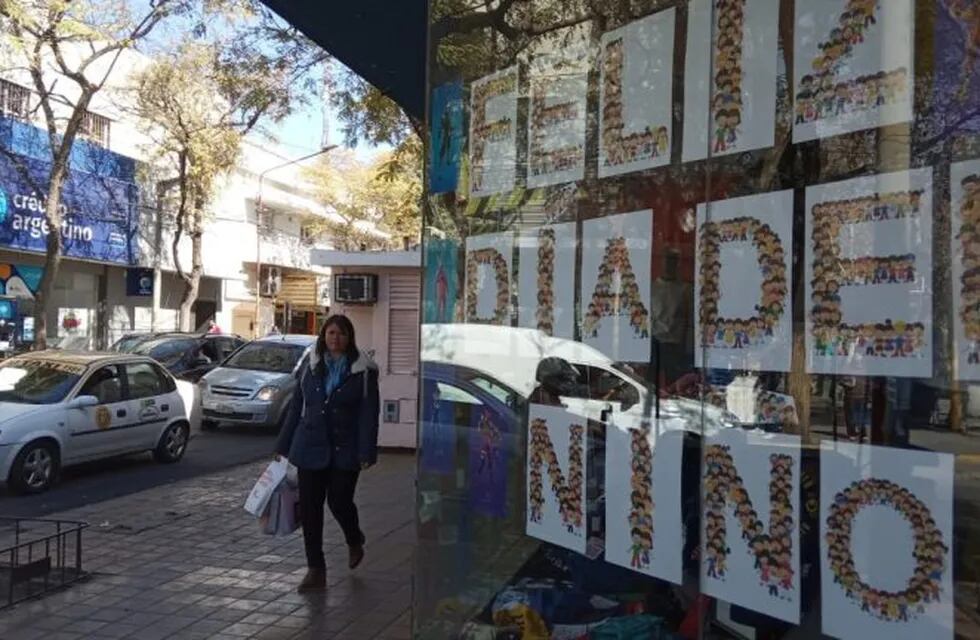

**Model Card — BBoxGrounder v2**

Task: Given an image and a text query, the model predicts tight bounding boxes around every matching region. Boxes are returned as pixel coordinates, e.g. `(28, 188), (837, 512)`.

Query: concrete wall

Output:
(331, 266), (421, 449)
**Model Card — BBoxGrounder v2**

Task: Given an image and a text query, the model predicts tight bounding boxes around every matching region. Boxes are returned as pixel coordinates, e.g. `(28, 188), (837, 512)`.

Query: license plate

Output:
(217, 404), (233, 414)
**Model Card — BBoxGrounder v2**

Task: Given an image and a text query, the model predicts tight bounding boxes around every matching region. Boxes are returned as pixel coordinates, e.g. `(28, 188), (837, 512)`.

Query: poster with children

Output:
(580, 210), (653, 362)
(701, 428), (802, 624)
(518, 222), (577, 338)
(682, 0), (780, 162)
(805, 168), (933, 377)
(793, 0), (915, 143)
(951, 158), (980, 380)
(820, 443), (954, 640)
(465, 231), (514, 325)
(469, 66), (519, 197)
(605, 419), (685, 584)
(695, 190), (794, 372)
(526, 403), (588, 554)
(598, 8), (675, 178)
(527, 49), (589, 188)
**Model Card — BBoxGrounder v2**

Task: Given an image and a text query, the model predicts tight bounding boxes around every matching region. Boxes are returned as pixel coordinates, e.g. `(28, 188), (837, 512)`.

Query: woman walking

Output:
(275, 315), (380, 592)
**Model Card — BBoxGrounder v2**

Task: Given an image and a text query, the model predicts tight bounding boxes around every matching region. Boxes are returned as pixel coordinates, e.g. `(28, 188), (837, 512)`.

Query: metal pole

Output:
(253, 145), (337, 338)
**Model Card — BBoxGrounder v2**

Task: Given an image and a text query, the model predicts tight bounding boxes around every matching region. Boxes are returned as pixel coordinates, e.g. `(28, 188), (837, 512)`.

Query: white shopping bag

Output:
(244, 459), (288, 516)
(274, 481), (300, 536)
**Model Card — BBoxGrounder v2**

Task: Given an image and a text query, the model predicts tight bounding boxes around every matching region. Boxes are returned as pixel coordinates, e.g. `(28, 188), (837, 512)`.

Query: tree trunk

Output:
(32, 169), (68, 350)
(178, 203), (205, 332)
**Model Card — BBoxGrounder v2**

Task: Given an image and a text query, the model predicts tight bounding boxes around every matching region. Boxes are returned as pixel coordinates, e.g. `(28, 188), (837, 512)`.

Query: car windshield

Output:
(222, 343), (306, 373)
(114, 335), (152, 352)
(0, 359), (85, 404)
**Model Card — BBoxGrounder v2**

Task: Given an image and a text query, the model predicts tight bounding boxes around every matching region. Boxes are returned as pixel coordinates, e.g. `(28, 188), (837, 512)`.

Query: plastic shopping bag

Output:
(244, 459), (288, 516)
(274, 481), (301, 536)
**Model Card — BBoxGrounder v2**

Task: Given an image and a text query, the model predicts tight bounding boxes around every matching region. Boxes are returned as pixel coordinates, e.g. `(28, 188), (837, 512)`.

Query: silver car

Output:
(199, 334), (315, 431)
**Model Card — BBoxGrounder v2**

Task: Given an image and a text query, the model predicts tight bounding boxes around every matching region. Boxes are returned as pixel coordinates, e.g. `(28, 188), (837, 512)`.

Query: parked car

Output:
(129, 333), (246, 382)
(0, 351), (198, 494)
(199, 334), (316, 431)
(421, 324), (737, 434)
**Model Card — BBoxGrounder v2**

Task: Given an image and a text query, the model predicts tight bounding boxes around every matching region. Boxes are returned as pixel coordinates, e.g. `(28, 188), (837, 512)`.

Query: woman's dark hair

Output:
(316, 314), (359, 361)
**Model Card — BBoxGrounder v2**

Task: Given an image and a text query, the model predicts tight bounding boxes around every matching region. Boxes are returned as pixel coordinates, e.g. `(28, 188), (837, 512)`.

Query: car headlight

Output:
(255, 386), (279, 402)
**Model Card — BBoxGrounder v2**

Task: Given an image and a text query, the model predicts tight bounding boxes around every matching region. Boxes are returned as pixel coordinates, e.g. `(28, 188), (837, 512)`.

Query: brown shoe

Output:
(297, 568), (326, 593)
(348, 544), (365, 570)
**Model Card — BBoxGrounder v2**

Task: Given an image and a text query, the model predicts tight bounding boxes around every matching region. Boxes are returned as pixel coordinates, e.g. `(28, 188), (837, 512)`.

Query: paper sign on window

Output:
(518, 222), (576, 338)
(469, 67), (519, 198)
(465, 231), (514, 325)
(527, 50), (588, 188)
(952, 158), (980, 380)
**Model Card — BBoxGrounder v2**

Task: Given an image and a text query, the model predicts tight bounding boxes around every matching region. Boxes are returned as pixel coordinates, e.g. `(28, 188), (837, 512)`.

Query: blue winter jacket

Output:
(275, 349), (381, 470)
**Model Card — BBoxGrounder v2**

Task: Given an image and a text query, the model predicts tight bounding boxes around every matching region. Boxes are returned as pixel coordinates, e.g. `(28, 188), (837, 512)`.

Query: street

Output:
(0, 426), (277, 518)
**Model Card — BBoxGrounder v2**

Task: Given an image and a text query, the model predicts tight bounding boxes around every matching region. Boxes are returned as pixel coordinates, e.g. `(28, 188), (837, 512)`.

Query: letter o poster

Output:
(820, 443), (954, 640)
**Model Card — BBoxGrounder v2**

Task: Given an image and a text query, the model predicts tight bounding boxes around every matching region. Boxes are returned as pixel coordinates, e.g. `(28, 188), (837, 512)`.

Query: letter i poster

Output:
(695, 190), (794, 372)
(805, 168), (933, 377)
(682, 0), (780, 162)
(819, 443), (954, 640)
(793, 0), (915, 143)
(605, 419), (684, 584)
(465, 231), (514, 325)
(469, 66), (519, 198)
(951, 158), (980, 380)
(580, 210), (653, 362)
(526, 403), (588, 554)
(701, 428), (802, 624)
(518, 222), (576, 338)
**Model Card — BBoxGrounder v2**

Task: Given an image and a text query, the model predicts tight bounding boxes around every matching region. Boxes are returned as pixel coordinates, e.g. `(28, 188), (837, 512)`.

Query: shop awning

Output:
(259, 0), (427, 122)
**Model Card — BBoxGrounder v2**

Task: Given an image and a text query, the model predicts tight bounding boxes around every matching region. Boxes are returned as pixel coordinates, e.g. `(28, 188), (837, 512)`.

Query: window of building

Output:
(0, 79), (30, 120)
(78, 110), (111, 147)
(388, 274), (420, 375)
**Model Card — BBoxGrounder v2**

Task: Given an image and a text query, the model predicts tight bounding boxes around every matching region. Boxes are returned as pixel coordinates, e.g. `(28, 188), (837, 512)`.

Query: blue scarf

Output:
(323, 354), (350, 397)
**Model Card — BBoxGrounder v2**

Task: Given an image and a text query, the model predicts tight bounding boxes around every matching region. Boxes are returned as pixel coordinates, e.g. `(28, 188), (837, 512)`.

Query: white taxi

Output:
(0, 351), (198, 494)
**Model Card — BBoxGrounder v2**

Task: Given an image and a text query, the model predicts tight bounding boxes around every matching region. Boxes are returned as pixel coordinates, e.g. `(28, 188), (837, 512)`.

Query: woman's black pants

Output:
(298, 466), (363, 570)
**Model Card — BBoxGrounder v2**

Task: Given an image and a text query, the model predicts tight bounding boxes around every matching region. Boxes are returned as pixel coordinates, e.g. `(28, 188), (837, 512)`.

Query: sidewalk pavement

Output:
(0, 452), (416, 640)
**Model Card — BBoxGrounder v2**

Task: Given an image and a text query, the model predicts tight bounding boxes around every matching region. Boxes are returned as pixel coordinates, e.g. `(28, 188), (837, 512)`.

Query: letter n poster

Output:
(695, 190), (794, 372)
(701, 428), (802, 624)
(465, 231), (514, 325)
(526, 403), (587, 553)
(951, 158), (980, 380)
(580, 210), (653, 362)
(820, 443), (954, 640)
(605, 419), (684, 584)
(518, 222), (576, 338)
(793, 0), (915, 143)
(805, 169), (933, 377)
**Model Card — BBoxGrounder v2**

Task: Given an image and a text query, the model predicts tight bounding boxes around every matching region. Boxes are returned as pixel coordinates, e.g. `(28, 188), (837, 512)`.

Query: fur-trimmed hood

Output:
(308, 348), (378, 375)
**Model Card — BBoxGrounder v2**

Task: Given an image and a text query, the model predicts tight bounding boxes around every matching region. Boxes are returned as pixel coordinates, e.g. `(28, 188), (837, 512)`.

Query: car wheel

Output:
(201, 419), (218, 431)
(10, 440), (60, 494)
(154, 422), (189, 464)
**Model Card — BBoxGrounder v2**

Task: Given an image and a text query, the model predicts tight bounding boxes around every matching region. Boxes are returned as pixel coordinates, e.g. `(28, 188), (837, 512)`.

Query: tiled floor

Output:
(0, 453), (416, 639)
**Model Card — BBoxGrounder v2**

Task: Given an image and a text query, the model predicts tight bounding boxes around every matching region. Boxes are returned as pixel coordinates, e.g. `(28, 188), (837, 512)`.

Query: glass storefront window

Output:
(418, 1), (980, 638)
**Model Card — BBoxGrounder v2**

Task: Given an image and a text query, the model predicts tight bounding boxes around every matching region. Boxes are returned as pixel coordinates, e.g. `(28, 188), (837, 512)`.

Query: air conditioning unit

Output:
(260, 266), (282, 296)
(334, 274), (378, 304)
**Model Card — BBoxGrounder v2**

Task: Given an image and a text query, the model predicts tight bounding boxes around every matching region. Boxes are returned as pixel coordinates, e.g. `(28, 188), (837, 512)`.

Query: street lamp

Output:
(254, 144), (338, 337)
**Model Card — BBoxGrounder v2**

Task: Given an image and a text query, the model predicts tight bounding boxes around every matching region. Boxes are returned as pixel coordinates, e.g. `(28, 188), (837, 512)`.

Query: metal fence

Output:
(0, 517), (88, 610)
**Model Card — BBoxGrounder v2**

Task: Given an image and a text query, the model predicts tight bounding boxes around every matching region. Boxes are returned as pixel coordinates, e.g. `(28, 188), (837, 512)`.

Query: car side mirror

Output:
(69, 395), (99, 409)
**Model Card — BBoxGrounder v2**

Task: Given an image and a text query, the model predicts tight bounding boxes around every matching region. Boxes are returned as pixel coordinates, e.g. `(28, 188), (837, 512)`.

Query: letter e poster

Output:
(518, 222), (576, 338)
(701, 428), (802, 624)
(820, 443), (954, 640)
(951, 158), (980, 381)
(526, 403), (588, 554)
(581, 210), (653, 362)
(605, 419), (684, 584)
(527, 49), (588, 188)
(695, 190), (794, 372)
(805, 168), (933, 377)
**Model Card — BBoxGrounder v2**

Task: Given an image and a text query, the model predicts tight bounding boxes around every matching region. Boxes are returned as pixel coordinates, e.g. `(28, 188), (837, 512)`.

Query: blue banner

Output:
(423, 238), (459, 324)
(429, 81), (464, 194)
(0, 147), (139, 266)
